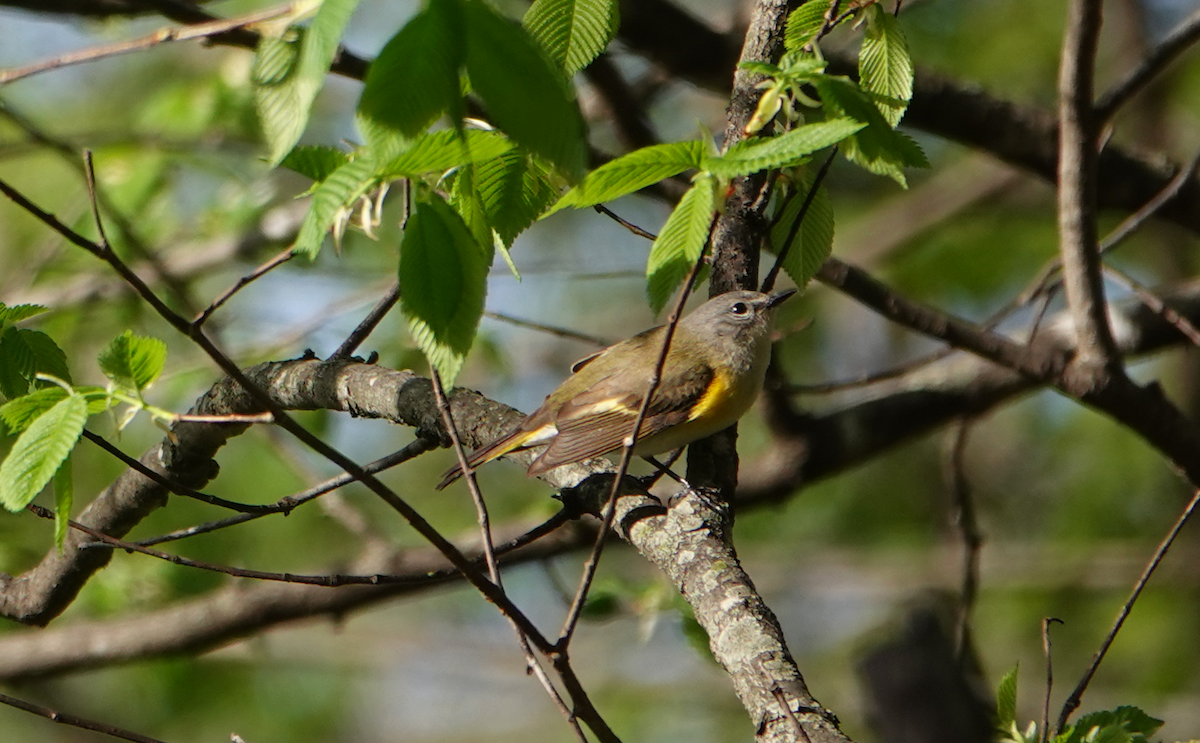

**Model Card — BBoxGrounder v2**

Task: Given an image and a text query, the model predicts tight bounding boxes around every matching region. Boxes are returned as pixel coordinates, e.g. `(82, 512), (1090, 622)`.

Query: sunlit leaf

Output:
(382, 128), (514, 177)
(97, 331), (167, 393)
(0, 393), (87, 512)
(254, 0), (362, 165)
(523, 0), (619, 75)
(546, 140), (705, 215)
(784, 0), (829, 53)
(646, 174), (716, 313)
(859, 4), (913, 127)
(294, 154), (378, 258)
(705, 117), (863, 177)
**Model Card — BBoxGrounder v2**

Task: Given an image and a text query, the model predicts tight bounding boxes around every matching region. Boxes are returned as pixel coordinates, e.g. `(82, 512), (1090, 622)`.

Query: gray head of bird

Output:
(682, 289), (797, 341)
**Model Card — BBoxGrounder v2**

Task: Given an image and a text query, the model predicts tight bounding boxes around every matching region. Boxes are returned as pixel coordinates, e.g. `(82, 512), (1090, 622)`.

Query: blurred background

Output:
(2, 0), (1200, 740)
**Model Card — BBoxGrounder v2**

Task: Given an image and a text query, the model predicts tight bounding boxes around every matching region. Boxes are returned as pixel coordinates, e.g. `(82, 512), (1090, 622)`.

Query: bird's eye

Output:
(730, 302), (749, 315)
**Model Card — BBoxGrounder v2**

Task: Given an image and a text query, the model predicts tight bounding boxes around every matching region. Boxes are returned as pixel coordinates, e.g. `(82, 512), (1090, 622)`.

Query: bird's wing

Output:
(526, 363), (714, 475)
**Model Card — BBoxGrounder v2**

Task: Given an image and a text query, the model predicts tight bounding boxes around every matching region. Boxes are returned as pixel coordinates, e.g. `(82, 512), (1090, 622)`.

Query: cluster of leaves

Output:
(260, 0), (924, 386)
(992, 667), (1190, 743)
(0, 303), (167, 545)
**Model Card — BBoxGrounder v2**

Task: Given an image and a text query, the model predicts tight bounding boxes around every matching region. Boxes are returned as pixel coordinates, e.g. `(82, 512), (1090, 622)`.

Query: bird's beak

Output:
(766, 289), (797, 309)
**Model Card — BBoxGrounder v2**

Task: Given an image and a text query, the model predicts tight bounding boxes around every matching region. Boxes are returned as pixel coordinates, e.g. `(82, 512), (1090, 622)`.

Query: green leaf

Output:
(358, 0), (465, 153)
(995, 665), (1019, 729)
(859, 4), (913, 127)
(446, 163), (493, 249)
(280, 145), (351, 184)
(767, 173), (834, 288)
(1067, 707), (1163, 743)
(382, 128), (514, 177)
(785, 0), (830, 53)
(705, 118), (864, 177)
(97, 331), (167, 393)
(546, 140), (706, 215)
(0, 327), (71, 400)
(646, 174), (716, 313)
(0, 387), (109, 434)
(294, 153), (378, 258)
(811, 75), (927, 186)
(464, 0), (587, 180)
(253, 0), (361, 165)
(98, 333), (164, 392)
(0, 393), (87, 511)
(53, 452), (73, 550)
(0, 303), (48, 326)
(475, 149), (559, 245)
(400, 196), (491, 386)
(523, 0), (619, 75)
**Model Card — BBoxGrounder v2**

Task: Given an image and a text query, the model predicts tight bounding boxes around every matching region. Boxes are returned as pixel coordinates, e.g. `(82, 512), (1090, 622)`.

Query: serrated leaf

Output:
(995, 665), (1019, 729)
(1070, 707), (1163, 743)
(0, 327), (71, 400)
(382, 128), (514, 177)
(646, 174), (716, 313)
(280, 145), (351, 184)
(400, 196), (490, 386)
(811, 75), (927, 187)
(768, 174), (833, 288)
(523, 0), (619, 75)
(446, 163), (493, 249)
(0, 387), (109, 434)
(54, 453), (73, 550)
(785, 0), (829, 53)
(0, 393), (87, 511)
(859, 4), (913, 127)
(358, 0), (465, 154)
(294, 153), (378, 258)
(253, 0), (361, 165)
(706, 117), (863, 177)
(0, 303), (48, 326)
(475, 149), (559, 244)
(546, 140), (705, 215)
(464, 0), (587, 180)
(98, 331), (167, 393)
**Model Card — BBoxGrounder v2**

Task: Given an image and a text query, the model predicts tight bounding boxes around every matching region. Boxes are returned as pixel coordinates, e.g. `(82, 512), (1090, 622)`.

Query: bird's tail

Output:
(434, 430), (527, 490)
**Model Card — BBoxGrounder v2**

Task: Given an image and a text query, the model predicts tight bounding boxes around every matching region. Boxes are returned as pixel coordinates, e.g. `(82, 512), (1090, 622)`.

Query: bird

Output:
(436, 289), (796, 489)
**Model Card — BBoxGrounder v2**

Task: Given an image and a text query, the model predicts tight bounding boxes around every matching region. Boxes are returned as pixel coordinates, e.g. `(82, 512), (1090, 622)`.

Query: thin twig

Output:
(133, 437), (438, 546)
(0, 691), (167, 743)
(1095, 6), (1200, 123)
(0, 2), (301, 85)
(762, 147), (838, 293)
(431, 366), (597, 743)
(194, 248), (297, 328)
(1055, 488), (1200, 733)
(39, 503), (573, 588)
(486, 311), (610, 347)
(82, 430), (274, 514)
(430, 369), (501, 586)
(333, 281), (401, 357)
(82, 151), (113, 252)
(592, 204), (658, 240)
(1041, 617), (1063, 743)
(1104, 265), (1200, 347)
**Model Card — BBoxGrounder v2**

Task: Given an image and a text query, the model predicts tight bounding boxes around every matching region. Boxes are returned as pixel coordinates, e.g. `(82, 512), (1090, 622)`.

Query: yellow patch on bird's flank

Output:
(688, 370), (734, 421)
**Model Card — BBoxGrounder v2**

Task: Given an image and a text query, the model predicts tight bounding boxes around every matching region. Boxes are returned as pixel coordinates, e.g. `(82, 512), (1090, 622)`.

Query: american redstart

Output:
(436, 289), (796, 489)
